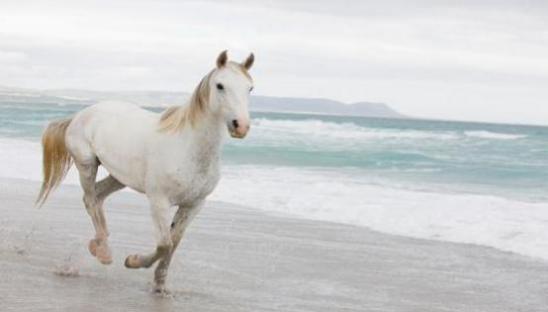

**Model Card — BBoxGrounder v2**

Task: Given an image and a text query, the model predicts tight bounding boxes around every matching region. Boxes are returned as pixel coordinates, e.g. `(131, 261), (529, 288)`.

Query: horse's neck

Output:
(185, 112), (225, 164)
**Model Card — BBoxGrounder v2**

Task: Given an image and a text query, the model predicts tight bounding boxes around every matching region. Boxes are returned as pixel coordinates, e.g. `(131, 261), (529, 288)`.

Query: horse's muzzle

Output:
(228, 119), (250, 139)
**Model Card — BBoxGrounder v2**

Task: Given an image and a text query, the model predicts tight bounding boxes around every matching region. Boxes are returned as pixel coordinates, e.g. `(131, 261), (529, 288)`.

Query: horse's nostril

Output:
(232, 120), (239, 129)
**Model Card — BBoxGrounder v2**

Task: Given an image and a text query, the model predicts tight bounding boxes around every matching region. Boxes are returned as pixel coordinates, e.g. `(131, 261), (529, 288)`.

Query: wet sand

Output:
(1, 178), (548, 311)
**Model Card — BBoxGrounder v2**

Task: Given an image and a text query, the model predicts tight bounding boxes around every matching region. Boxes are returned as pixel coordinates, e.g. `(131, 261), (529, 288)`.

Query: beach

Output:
(1, 178), (547, 311)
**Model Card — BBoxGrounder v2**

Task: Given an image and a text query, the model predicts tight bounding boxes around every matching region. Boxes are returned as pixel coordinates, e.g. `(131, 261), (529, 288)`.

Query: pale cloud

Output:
(0, 0), (547, 124)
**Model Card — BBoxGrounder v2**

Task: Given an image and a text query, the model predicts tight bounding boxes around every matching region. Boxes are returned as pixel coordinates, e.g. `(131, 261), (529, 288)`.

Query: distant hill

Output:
(0, 86), (405, 118)
(251, 96), (405, 118)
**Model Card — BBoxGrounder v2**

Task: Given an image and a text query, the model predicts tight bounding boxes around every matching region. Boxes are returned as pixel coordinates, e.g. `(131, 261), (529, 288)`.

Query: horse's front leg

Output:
(153, 202), (203, 292)
(124, 196), (173, 269)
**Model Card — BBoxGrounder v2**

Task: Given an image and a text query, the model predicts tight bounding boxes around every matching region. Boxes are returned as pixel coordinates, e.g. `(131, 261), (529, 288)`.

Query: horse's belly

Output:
(99, 159), (146, 193)
(93, 132), (149, 192)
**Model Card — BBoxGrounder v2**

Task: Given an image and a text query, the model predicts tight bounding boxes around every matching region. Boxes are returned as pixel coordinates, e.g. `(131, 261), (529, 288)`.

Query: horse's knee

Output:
(156, 244), (172, 257)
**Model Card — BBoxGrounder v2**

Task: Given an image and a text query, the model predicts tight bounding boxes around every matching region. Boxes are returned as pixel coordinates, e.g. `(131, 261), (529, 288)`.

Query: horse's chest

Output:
(167, 165), (220, 205)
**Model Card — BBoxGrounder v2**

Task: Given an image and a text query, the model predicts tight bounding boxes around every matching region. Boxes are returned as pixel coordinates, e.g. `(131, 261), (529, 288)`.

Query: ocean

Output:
(1, 101), (547, 260)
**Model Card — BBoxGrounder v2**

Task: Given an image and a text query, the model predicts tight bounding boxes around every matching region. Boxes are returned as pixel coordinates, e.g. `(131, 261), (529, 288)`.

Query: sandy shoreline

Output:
(1, 178), (547, 311)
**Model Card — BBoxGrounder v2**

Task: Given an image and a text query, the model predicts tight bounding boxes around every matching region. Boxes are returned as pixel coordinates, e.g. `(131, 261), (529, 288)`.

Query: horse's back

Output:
(77, 101), (156, 125)
(68, 101), (157, 146)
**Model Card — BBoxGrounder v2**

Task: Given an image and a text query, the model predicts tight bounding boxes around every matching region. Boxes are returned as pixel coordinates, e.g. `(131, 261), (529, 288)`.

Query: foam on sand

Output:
(212, 165), (548, 261)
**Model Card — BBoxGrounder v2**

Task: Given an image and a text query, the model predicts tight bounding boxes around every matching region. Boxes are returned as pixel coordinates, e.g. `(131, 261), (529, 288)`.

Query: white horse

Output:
(36, 50), (254, 292)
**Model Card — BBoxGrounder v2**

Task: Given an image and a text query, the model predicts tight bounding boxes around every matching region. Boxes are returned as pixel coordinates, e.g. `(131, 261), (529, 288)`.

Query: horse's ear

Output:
(216, 50), (228, 68)
(242, 53), (254, 70)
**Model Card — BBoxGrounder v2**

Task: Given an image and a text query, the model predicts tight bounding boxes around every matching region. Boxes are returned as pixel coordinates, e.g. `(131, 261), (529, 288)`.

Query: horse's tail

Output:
(36, 118), (74, 207)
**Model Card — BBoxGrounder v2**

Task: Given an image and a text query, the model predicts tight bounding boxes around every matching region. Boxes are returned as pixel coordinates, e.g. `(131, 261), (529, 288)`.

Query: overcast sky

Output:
(1, 0), (548, 124)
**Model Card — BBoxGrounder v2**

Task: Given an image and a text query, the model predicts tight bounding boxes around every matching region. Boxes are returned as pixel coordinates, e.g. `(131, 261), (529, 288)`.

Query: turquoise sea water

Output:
(1, 101), (547, 202)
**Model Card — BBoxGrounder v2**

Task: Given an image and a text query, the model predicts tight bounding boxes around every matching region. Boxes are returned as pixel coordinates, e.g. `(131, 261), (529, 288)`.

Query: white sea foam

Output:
(253, 118), (458, 141)
(0, 138), (108, 185)
(1, 138), (547, 260)
(253, 119), (530, 143)
(464, 130), (527, 140)
(212, 165), (548, 260)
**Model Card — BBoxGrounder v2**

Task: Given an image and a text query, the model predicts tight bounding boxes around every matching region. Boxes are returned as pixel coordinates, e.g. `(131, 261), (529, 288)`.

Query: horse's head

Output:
(210, 50), (254, 139)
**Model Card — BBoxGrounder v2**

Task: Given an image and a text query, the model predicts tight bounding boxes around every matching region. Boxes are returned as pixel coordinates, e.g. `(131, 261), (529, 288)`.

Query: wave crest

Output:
(253, 118), (458, 140)
(464, 130), (527, 140)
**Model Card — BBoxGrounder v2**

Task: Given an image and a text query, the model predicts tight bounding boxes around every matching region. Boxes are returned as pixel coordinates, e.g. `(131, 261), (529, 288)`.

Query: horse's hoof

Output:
(96, 245), (113, 265)
(124, 255), (141, 269)
(153, 285), (171, 297)
(88, 239), (99, 257)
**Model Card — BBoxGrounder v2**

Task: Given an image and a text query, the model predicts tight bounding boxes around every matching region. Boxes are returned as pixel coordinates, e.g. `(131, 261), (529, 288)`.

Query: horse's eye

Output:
(216, 83), (224, 90)
(249, 86), (254, 92)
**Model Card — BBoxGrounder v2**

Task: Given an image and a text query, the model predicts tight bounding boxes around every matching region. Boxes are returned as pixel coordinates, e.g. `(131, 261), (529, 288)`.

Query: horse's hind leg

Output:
(94, 175), (125, 236)
(75, 161), (112, 265)
(87, 175), (125, 261)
